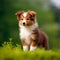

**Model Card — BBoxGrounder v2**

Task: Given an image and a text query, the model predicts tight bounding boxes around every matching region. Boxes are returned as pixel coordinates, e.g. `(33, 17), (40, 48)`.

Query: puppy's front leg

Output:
(30, 40), (37, 51)
(21, 39), (29, 51)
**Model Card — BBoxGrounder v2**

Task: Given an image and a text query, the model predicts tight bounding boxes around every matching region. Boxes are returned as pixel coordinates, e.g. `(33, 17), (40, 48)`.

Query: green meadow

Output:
(0, 40), (60, 60)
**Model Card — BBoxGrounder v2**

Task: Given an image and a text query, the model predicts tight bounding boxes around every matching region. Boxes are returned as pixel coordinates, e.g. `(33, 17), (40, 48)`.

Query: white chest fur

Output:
(20, 27), (32, 45)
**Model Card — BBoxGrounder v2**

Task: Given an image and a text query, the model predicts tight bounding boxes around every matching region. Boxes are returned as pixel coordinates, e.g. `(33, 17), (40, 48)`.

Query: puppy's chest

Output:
(20, 29), (32, 39)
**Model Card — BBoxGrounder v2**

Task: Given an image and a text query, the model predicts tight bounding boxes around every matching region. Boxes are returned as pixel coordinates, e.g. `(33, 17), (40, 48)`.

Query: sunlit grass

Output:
(0, 40), (60, 60)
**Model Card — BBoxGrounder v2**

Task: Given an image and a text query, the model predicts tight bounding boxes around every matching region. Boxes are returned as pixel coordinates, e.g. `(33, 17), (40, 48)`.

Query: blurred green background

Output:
(0, 0), (60, 49)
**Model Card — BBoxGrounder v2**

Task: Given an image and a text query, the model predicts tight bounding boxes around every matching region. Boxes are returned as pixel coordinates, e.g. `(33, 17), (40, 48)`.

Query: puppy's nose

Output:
(23, 22), (25, 26)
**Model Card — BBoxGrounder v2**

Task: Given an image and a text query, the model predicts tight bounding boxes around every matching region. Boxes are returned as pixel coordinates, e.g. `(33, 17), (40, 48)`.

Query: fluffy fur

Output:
(16, 10), (49, 51)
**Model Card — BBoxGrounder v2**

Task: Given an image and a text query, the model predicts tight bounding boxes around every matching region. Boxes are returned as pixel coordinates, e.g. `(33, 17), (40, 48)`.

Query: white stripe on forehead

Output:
(23, 12), (27, 17)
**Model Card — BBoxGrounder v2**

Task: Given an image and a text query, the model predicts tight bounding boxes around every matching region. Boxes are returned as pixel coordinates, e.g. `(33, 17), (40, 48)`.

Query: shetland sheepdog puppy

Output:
(16, 10), (49, 51)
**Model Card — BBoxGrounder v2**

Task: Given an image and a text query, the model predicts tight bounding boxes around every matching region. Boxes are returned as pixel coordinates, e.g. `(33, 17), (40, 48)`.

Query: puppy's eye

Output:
(27, 18), (29, 20)
(20, 19), (23, 20)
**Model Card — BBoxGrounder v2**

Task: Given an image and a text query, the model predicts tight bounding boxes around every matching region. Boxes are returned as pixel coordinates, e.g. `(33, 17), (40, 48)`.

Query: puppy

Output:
(16, 10), (49, 51)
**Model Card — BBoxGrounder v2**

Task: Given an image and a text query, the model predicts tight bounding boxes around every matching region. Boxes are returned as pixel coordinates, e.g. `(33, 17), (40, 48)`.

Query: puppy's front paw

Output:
(23, 46), (28, 51)
(30, 46), (37, 51)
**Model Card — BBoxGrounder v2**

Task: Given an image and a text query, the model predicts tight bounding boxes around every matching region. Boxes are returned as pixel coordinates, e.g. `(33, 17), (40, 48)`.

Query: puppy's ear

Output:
(15, 11), (24, 21)
(28, 10), (36, 17)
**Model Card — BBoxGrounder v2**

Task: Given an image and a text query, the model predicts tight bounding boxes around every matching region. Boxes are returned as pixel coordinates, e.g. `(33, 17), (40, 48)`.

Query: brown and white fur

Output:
(16, 10), (49, 51)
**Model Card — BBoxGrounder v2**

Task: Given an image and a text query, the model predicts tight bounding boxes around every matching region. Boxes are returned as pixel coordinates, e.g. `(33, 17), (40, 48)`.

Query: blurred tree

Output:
(0, 0), (9, 46)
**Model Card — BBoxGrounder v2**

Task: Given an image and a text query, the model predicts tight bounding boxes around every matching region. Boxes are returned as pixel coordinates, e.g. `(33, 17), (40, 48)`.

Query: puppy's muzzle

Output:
(23, 22), (26, 26)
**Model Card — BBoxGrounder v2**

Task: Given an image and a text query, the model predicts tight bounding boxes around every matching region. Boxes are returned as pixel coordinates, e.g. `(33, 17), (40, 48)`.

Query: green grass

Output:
(0, 40), (60, 60)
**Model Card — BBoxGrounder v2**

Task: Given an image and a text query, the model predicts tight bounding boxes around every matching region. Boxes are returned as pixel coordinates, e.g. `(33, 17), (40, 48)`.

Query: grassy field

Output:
(0, 40), (60, 60)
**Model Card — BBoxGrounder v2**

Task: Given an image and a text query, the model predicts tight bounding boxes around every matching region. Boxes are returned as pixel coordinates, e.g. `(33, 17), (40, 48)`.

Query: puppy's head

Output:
(16, 10), (36, 26)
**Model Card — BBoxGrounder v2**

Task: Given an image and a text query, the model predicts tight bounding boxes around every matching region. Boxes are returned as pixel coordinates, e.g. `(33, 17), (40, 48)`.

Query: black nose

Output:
(23, 22), (25, 26)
